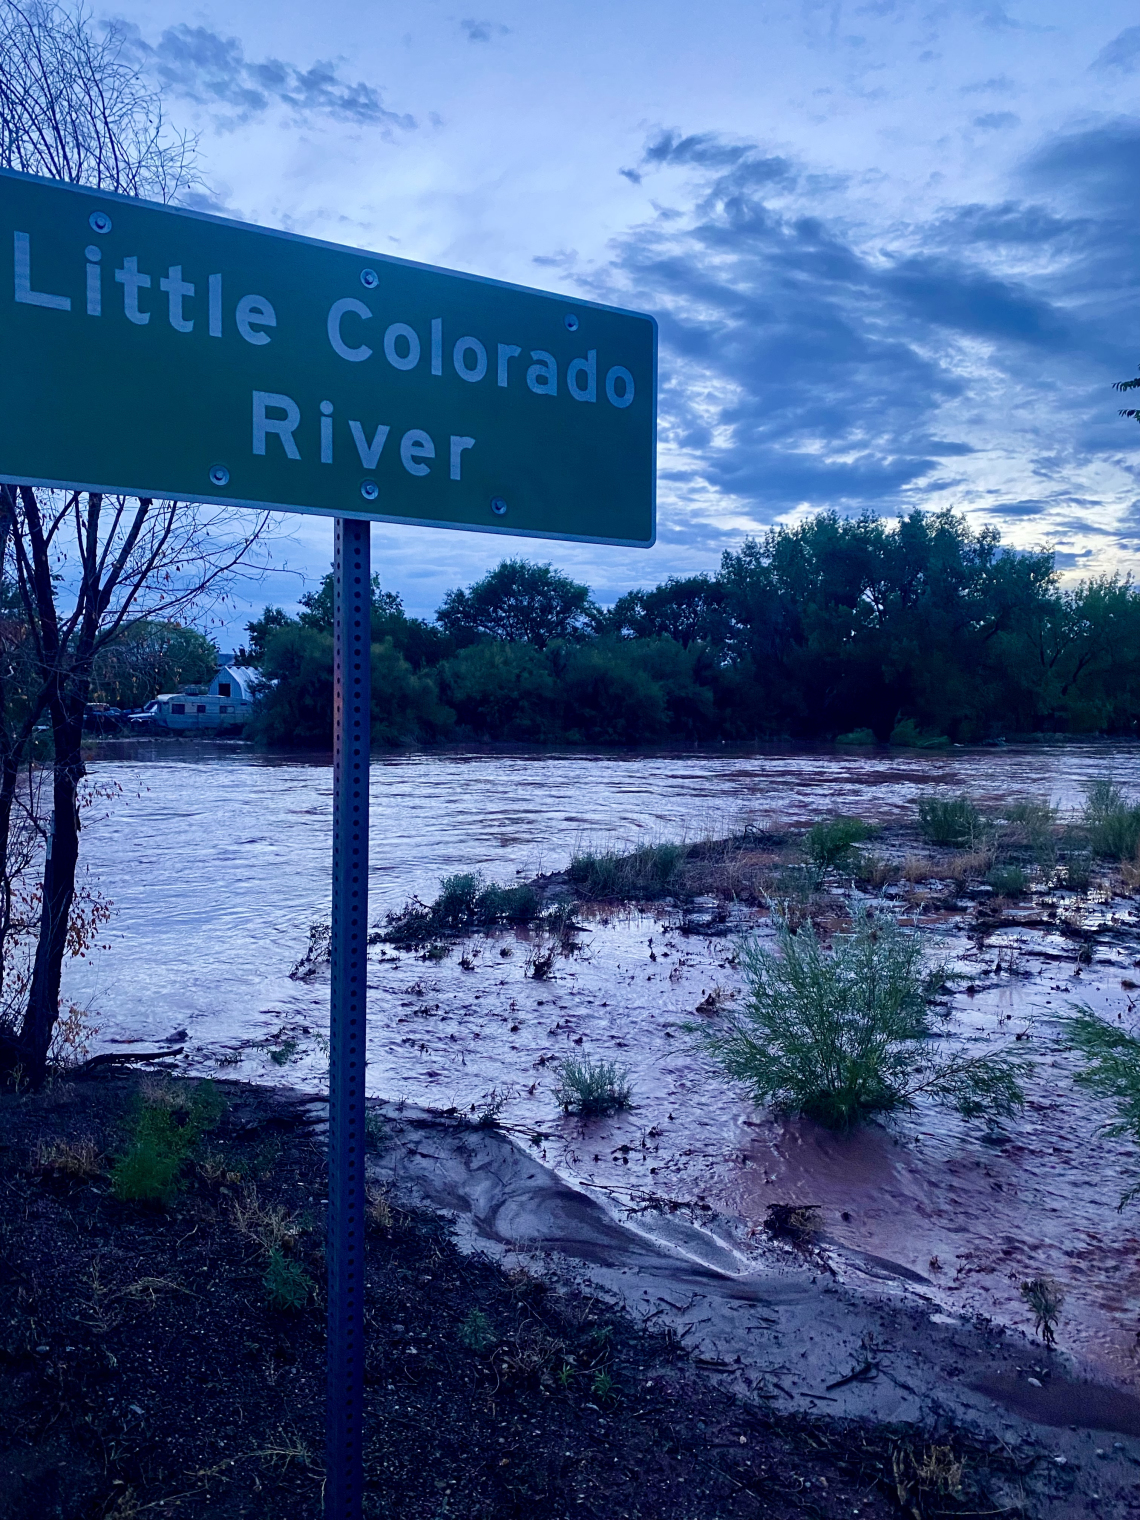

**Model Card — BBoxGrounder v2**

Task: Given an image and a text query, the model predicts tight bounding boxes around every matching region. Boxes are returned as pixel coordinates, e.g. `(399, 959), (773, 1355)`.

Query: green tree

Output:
(90, 621), (219, 708)
(436, 559), (597, 647)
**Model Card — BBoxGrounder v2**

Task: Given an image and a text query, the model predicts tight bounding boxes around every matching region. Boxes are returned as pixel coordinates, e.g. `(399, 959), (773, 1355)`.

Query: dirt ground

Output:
(0, 1072), (1036, 1520)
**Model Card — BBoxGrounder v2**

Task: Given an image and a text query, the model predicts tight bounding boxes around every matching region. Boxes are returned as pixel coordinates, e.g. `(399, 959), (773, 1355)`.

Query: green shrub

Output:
(263, 1247), (313, 1312)
(917, 794), (983, 847)
(1082, 778), (1140, 860)
(385, 872), (541, 941)
(1064, 1008), (1140, 1204)
(803, 816), (873, 871)
(567, 841), (685, 899)
(693, 906), (1027, 1131)
(457, 1308), (495, 1353)
(836, 727), (876, 746)
(890, 718), (949, 749)
(985, 865), (1027, 897)
(553, 1057), (633, 1116)
(110, 1081), (225, 1205)
(1019, 1277), (1064, 1347)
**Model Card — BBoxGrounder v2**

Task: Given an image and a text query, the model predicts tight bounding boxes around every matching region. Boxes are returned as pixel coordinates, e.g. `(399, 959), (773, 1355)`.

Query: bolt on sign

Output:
(0, 169), (656, 547)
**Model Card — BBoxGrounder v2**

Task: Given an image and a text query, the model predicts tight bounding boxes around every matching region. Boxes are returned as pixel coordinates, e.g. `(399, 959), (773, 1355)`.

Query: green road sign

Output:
(0, 170), (656, 546)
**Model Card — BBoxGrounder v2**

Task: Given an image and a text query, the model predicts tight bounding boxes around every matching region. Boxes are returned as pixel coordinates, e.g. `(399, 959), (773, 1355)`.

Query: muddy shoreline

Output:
(0, 1071), (1062, 1520)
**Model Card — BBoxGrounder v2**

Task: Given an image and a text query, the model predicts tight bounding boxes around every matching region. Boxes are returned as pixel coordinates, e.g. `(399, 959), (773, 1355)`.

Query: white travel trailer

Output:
(131, 665), (258, 733)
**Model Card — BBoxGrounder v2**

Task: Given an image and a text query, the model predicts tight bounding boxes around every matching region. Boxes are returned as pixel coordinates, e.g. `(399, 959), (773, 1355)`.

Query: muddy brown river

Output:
(71, 740), (1140, 1394)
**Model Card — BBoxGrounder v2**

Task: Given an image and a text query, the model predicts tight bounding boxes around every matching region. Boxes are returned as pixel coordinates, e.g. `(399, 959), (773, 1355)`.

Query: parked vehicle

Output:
(127, 665), (256, 734)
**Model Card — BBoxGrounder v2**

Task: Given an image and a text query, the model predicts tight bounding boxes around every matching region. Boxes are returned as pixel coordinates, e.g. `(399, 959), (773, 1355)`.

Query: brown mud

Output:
(0, 1072), (1049, 1520)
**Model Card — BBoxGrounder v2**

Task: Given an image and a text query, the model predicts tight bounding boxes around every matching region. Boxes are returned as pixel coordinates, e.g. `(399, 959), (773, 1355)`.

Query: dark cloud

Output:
(584, 121), (1140, 527)
(973, 111), (1019, 130)
(959, 74), (1015, 94)
(124, 23), (415, 130)
(1093, 26), (1140, 74)
(461, 19), (509, 43)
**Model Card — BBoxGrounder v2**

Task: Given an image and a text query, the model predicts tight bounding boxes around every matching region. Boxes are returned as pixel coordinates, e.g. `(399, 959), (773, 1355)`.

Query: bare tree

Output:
(0, 488), (269, 1083)
(0, 0), (199, 199)
(0, 3), (272, 1083)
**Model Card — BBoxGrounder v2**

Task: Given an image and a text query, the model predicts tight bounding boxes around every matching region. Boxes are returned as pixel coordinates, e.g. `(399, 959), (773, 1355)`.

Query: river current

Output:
(67, 739), (1140, 1385)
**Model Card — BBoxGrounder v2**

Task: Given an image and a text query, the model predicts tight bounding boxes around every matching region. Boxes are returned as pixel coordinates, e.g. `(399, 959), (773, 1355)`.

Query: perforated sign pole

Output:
(326, 516), (370, 1519)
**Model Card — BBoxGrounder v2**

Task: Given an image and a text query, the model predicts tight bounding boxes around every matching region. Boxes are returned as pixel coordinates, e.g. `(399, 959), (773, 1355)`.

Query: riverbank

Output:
(0, 1070), (1042, 1520)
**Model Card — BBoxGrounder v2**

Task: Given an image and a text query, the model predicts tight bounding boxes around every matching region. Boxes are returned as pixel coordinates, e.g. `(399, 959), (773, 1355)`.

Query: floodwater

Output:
(70, 739), (1140, 1385)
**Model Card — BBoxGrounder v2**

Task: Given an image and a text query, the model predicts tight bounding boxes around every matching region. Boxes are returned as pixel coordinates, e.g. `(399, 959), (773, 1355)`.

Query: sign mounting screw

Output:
(89, 211), (112, 234)
(564, 313), (579, 331)
(360, 480), (379, 501)
(209, 464), (229, 487)
(490, 497), (507, 515)
(360, 268), (379, 289)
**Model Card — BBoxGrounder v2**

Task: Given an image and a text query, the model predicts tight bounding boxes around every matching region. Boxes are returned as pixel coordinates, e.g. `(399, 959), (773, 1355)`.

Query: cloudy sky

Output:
(107, 0), (1140, 636)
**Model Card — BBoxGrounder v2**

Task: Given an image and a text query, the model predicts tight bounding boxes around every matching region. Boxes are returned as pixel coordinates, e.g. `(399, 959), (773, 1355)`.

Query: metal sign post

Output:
(327, 517), (370, 1516)
(0, 166), (657, 1520)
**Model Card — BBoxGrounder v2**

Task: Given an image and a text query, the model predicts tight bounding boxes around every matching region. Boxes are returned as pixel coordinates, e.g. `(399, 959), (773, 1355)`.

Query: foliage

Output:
(917, 794), (983, 847)
(248, 510), (1140, 750)
(1081, 778), (1140, 860)
(262, 1248), (313, 1312)
(249, 625), (453, 749)
(457, 1308), (495, 1353)
(803, 816), (873, 871)
(1019, 1277), (1064, 1347)
(436, 559), (597, 647)
(1064, 1008), (1140, 1203)
(90, 621), (219, 708)
(568, 842), (686, 899)
(384, 872), (540, 941)
(694, 906), (1027, 1130)
(0, 0), (200, 198)
(110, 1081), (224, 1205)
(1114, 367), (1140, 427)
(553, 1056), (633, 1116)
(985, 865), (1027, 897)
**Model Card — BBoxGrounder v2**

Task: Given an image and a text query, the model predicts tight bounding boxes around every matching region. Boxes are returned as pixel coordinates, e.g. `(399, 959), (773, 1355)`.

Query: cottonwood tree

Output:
(0, 487), (270, 1084)
(0, 2), (269, 1083)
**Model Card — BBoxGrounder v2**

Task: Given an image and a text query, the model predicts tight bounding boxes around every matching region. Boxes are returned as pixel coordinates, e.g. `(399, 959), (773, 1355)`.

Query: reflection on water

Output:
(69, 739), (1140, 1384)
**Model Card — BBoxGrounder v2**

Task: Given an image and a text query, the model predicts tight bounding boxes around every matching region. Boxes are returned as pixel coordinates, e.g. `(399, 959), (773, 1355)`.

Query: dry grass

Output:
(230, 1189), (300, 1254)
(901, 854), (935, 883)
(365, 1184), (393, 1234)
(946, 850), (993, 886)
(34, 1137), (103, 1181)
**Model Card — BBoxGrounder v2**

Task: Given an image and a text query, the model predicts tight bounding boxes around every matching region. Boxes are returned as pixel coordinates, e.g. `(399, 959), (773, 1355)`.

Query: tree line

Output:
(242, 508), (1140, 750)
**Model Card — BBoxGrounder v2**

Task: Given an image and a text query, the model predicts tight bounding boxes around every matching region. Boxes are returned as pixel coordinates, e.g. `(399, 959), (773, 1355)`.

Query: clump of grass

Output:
(365, 1185), (393, 1233)
(763, 1202), (822, 1245)
(553, 1056), (633, 1117)
(568, 841), (686, 900)
(364, 1109), (390, 1152)
(1062, 854), (1092, 892)
(232, 1189), (300, 1253)
(836, 727), (876, 746)
(945, 850), (992, 887)
(34, 1137), (103, 1182)
(1064, 1008), (1140, 1204)
(457, 1308), (495, 1353)
(1019, 1276), (1064, 1346)
(854, 853), (900, 888)
(263, 1248), (313, 1313)
(985, 864), (1027, 898)
(384, 872), (540, 942)
(110, 1080), (225, 1205)
(1082, 778), (1140, 861)
(693, 904), (1028, 1131)
(803, 816), (874, 872)
(917, 794), (983, 847)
